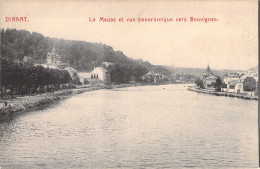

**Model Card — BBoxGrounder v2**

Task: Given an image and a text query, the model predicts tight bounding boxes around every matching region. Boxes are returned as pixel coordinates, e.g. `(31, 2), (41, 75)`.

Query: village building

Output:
(221, 84), (227, 92)
(78, 72), (99, 86)
(78, 67), (110, 86)
(200, 64), (218, 88)
(227, 80), (237, 93)
(142, 72), (154, 82)
(235, 75), (256, 94)
(200, 64), (214, 80)
(204, 75), (217, 88)
(247, 66), (258, 77)
(221, 71), (246, 92)
(46, 47), (61, 64)
(102, 62), (114, 68)
(221, 77), (239, 92)
(142, 71), (165, 83)
(227, 72), (244, 78)
(198, 65), (258, 96)
(92, 67), (110, 83)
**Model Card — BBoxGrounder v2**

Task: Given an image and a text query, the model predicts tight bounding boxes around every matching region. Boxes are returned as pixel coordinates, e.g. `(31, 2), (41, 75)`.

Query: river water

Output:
(0, 84), (258, 168)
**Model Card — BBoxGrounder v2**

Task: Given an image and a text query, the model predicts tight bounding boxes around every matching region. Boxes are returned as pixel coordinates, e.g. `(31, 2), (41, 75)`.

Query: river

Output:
(0, 84), (258, 168)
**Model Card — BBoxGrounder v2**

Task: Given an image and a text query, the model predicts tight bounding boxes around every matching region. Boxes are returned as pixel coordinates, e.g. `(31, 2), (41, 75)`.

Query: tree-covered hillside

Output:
(1, 28), (172, 76)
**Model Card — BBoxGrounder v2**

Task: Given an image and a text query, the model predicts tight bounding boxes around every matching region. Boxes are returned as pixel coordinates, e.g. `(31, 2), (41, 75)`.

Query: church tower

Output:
(206, 64), (211, 73)
(46, 47), (61, 64)
(200, 64), (214, 80)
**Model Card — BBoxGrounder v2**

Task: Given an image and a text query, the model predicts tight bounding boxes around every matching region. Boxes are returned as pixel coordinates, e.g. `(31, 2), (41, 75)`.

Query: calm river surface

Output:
(0, 84), (258, 168)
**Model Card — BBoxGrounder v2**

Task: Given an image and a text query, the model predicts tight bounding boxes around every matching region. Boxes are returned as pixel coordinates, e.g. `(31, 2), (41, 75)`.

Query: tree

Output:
(0, 57), (73, 98)
(215, 77), (223, 92)
(0, 58), (9, 98)
(195, 78), (204, 89)
(2, 28), (170, 86)
(243, 77), (256, 91)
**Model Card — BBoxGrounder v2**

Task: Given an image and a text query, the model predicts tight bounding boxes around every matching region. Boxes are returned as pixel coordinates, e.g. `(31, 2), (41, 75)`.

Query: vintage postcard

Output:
(0, 0), (258, 168)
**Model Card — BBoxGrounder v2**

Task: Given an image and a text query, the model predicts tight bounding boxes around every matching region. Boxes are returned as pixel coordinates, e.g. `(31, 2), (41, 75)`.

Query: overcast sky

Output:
(1, 0), (258, 70)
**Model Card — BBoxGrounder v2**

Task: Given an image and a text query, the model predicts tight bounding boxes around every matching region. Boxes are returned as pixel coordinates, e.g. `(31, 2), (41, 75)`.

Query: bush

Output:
(195, 78), (204, 88)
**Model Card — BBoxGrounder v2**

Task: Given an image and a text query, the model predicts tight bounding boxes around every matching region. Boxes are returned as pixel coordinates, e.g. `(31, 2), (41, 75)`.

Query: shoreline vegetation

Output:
(0, 82), (165, 116)
(187, 86), (258, 101)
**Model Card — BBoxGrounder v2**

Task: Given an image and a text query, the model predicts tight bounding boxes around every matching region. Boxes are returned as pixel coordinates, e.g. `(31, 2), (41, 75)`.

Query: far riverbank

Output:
(187, 86), (258, 100)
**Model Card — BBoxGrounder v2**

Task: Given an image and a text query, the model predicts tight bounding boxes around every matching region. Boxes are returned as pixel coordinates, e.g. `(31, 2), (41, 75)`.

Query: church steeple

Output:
(200, 63), (214, 80)
(206, 63), (211, 73)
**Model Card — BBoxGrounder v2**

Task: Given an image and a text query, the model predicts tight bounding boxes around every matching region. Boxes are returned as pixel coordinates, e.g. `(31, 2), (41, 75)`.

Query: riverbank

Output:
(0, 85), (106, 115)
(0, 82), (151, 115)
(187, 86), (258, 100)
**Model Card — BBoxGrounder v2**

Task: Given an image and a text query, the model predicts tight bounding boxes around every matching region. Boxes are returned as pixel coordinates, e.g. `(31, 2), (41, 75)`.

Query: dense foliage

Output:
(214, 77), (223, 92)
(195, 78), (204, 89)
(1, 29), (52, 62)
(1, 28), (174, 86)
(0, 58), (72, 99)
(106, 64), (148, 83)
(243, 77), (256, 91)
(1, 29), (171, 75)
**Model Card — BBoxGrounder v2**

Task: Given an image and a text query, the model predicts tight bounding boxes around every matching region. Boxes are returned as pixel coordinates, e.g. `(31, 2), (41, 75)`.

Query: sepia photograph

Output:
(0, 0), (258, 168)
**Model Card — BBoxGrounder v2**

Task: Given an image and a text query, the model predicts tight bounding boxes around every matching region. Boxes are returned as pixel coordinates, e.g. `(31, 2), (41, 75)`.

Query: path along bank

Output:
(0, 83), (143, 116)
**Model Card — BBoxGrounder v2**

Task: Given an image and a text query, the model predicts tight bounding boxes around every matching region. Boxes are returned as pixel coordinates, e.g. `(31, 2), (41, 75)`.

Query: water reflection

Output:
(0, 84), (258, 168)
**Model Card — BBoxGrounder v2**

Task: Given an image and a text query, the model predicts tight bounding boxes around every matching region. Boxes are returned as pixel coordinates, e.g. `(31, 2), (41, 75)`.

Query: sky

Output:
(0, 0), (258, 70)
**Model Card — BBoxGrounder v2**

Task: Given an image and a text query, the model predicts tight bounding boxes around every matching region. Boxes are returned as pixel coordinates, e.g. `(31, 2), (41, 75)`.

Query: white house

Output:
(235, 75), (257, 94)
(78, 67), (110, 85)
(235, 75), (247, 94)
(92, 67), (110, 82)
(222, 77), (239, 92)
(227, 80), (237, 93)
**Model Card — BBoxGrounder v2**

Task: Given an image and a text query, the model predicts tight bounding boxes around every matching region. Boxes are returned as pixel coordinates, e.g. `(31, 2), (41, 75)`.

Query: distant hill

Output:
(174, 67), (244, 77)
(248, 65), (258, 73)
(1, 28), (171, 76)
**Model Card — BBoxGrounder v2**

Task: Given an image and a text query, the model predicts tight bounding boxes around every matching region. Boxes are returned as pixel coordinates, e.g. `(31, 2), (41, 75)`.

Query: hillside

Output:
(1, 28), (171, 76)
